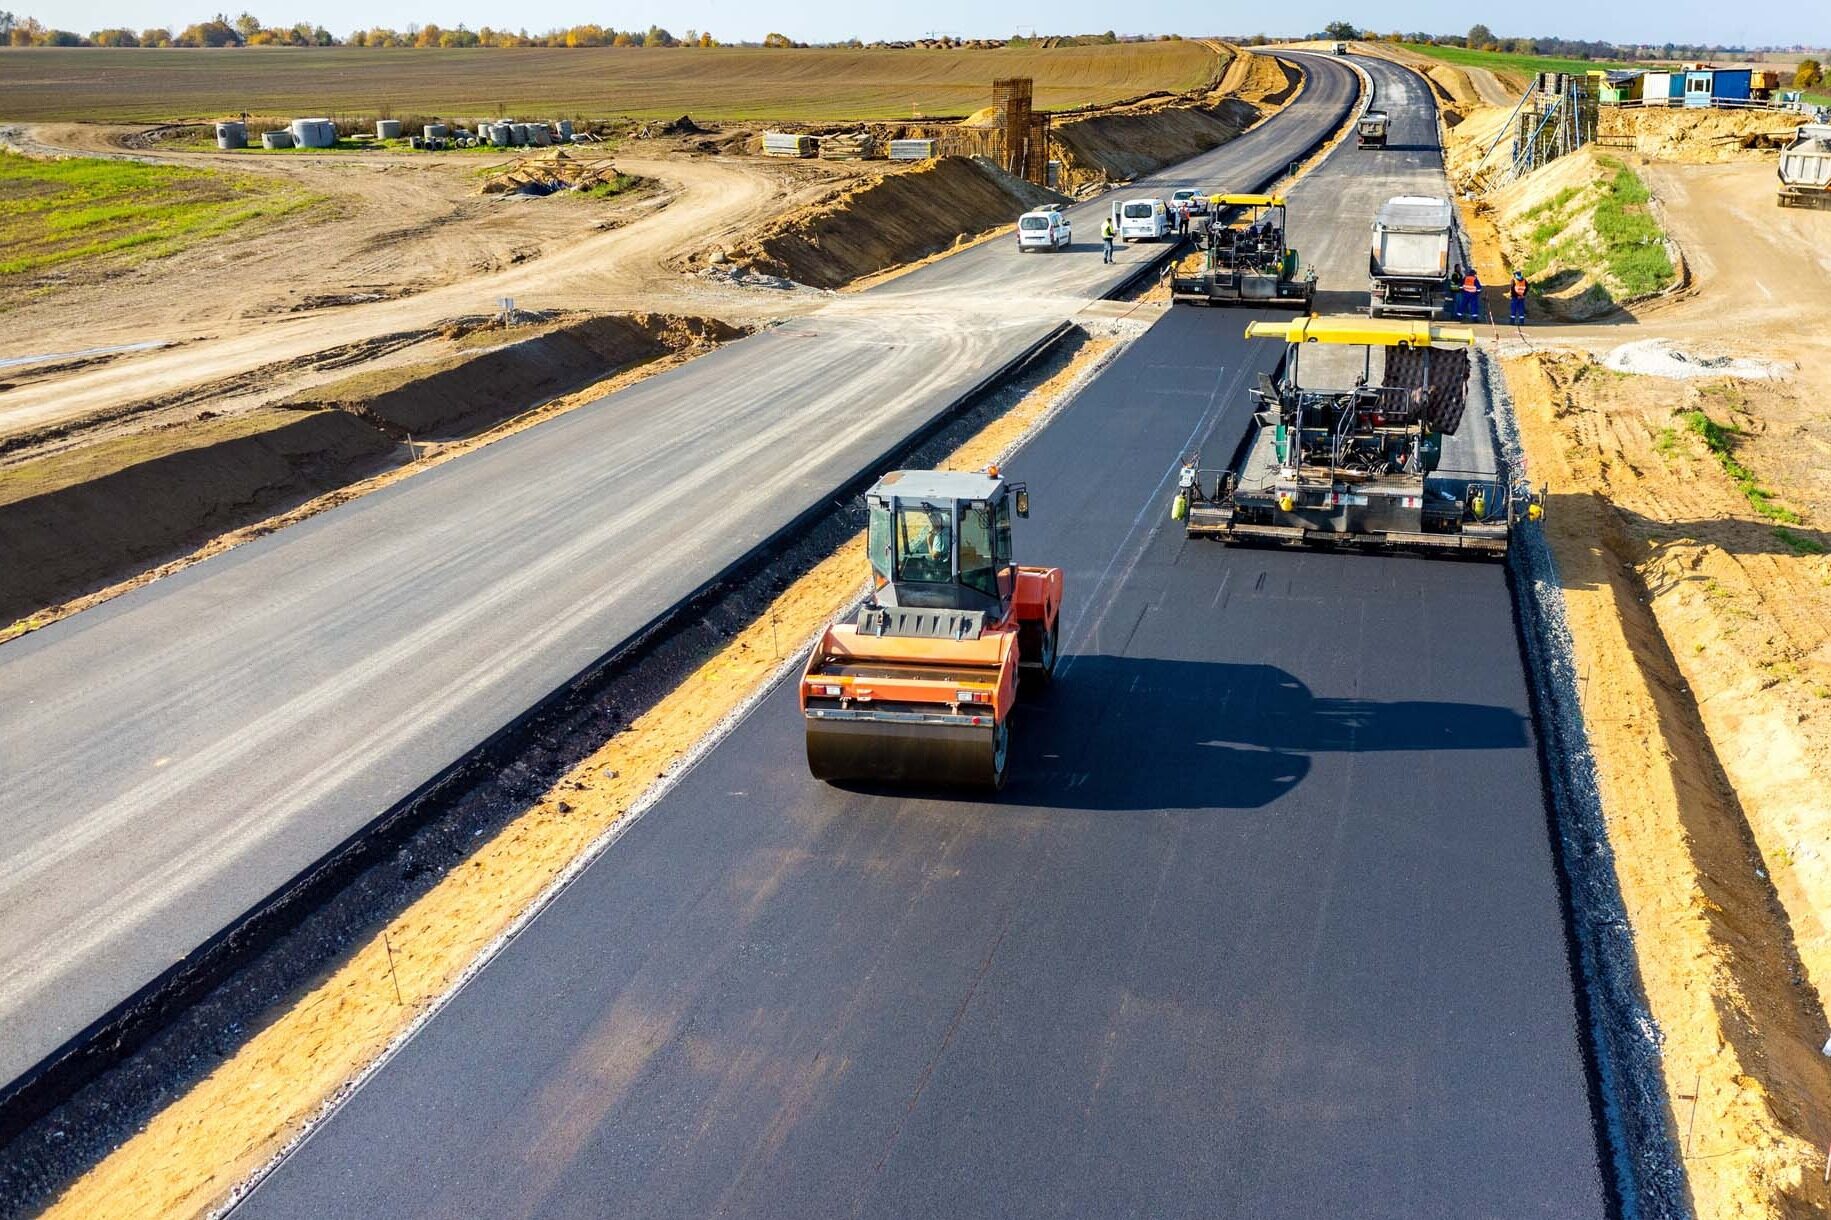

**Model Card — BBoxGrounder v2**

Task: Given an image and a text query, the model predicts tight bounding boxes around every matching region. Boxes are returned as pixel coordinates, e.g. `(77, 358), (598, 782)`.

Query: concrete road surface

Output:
(0, 59), (1357, 1095)
(233, 55), (1607, 1219)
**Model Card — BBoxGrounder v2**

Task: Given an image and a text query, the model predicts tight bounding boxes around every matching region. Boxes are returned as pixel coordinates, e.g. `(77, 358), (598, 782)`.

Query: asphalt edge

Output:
(1387, 46), (1688, 1218)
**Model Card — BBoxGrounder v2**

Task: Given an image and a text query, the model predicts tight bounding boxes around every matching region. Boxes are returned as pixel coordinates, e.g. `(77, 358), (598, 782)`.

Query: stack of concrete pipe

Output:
(376, 119), (403, 139)
(214, 121), (247, 150)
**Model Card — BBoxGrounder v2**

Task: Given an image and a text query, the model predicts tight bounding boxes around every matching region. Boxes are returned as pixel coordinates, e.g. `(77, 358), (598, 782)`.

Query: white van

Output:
(1169, 188), (1209, 218)
(1016, 207), (1072, 252)
(1117, 197), (1170, 242)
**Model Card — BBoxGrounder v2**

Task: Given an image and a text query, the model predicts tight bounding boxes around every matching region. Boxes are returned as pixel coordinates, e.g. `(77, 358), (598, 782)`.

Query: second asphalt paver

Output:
(235, 55), (1607, 1219)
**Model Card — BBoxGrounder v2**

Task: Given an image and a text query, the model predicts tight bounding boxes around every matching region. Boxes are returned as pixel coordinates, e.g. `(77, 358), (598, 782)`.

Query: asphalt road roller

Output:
(1170, 194), (1316, 310)
(1172, 317), (1545, 557)
(800, 467), (1063, 790)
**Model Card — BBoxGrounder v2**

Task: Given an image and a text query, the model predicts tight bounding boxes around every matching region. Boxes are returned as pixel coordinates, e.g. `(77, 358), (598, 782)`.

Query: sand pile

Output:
(1599, 106), (1804, 163)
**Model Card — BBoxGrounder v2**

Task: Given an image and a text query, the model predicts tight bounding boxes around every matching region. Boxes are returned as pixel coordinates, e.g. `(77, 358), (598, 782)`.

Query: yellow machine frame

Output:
(1243, 317), (1476, 348)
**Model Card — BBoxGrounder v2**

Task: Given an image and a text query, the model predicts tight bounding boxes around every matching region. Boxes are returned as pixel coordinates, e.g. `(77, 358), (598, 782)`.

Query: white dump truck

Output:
(1777, 123), (1831, 208)
(1368, 195), (1458, 318)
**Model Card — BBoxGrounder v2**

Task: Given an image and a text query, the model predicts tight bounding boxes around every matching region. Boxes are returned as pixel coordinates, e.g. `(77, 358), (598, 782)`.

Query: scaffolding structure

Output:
(989, 77), (1051, 186)
(1470, 71), (1598, 193)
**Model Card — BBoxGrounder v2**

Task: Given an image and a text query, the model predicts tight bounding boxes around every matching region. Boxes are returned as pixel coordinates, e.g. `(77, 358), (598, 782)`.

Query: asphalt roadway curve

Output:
(0, 58), (1356, 1100)
(234, 56), (1608, 1220)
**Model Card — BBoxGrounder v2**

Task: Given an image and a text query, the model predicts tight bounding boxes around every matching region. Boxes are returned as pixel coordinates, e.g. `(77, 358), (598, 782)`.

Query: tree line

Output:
(1312, 20), (1808, 62)
(0, 11), (721, 47)
(0, 13), (1162, 50)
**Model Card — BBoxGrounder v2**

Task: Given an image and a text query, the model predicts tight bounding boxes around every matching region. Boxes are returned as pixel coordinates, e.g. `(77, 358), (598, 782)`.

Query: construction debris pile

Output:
(478, 149), (629, 197)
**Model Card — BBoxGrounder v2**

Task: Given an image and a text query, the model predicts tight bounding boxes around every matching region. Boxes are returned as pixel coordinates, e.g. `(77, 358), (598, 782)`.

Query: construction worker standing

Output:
(1101, 216), (1116, 264)
(1509, 270), (1528, 325)
(1445, 264), (1463, 319)
(1458, 265), (1483, 322)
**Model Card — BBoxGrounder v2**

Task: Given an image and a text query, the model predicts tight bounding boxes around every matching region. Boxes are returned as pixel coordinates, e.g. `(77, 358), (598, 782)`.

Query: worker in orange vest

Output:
(1509, 270), (1528, 325)
(1458, 266), (1483, 322)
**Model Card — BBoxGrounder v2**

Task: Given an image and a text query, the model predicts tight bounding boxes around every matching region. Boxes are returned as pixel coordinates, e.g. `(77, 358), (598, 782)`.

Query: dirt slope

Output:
(1507, 355), (1831, 1219)
(0, 312), (739, 624)
(1053, 98), (1263, 187)
(1050, 49), (1297, 189)
(0, 410), (391, 623)
(722, 157), (1064, 289)
(287, 313), (741, 437)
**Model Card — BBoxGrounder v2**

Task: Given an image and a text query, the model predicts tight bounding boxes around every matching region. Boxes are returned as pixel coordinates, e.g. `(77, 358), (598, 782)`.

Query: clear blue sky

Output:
(38, 0), (1829, 45)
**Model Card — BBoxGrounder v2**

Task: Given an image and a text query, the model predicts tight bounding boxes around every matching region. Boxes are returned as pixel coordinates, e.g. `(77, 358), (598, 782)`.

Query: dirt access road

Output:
(1503, 158), (1831, 409)
(0, 125), (852, 448)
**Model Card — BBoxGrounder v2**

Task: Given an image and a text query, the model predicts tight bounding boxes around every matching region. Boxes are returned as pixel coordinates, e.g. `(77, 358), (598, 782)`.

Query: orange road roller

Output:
(800, 467), (1063, 790)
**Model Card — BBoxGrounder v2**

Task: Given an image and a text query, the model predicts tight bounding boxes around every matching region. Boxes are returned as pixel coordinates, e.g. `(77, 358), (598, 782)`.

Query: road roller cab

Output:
(801, 468), (1064, 790)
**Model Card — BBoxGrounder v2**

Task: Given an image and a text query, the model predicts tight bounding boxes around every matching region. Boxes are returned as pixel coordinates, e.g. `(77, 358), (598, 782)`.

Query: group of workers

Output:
(1448, 264), (1531, 326)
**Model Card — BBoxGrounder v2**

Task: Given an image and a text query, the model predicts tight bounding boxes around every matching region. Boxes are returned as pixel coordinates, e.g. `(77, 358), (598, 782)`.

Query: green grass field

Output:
(0, 151), (322, 280)
(1400, 41), (1649, 80)
(0, 42), (1221, 123)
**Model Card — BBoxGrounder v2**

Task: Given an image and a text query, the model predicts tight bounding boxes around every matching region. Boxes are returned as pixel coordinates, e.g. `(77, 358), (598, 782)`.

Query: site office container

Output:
(1709, 68), (1753, 102)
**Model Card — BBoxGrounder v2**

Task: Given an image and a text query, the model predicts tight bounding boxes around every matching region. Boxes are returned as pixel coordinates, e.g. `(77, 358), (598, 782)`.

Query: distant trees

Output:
(1321, 21), (1359, 40)
(1467, 23), (1495, 51)
(173, 18), (239, 45)
(91, 26), (138, 44)
(1796, 59), (1823, 88)
(762, 32), (794, 48)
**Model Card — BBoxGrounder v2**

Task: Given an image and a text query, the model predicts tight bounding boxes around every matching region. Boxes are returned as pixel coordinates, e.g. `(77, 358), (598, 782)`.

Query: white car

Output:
(1170, 188), (1209, 217)
(1017, 207), (1072, 252)
(1117, 197), (1170, 242)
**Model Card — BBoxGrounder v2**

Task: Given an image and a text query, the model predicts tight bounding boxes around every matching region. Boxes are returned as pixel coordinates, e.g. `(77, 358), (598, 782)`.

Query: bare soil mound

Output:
(723, 157), (1065, 290)
(0, 312), (742, 624)
(0, 410), (391, 623)
(1599, 106), (1805, 163)
(1053, 97), (1262, 187)
(286, 313), (742, 437)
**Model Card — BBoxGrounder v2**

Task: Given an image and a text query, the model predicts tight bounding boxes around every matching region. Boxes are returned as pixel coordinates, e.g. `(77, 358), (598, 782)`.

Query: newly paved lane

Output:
(0, 59), (1356, 1090)
(236, 56), (1606, 1220)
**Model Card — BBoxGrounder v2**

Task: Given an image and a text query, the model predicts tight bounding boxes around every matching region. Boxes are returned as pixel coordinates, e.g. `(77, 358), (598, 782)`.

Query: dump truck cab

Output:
(801, 468), (1064, 789)
(1172, 194), (1315, 309)
(1174, 317), (1544, 556)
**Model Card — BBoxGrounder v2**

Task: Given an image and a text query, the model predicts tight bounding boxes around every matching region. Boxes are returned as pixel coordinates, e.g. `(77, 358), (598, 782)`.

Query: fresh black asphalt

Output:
(0, 59), (1357, 1092)
(235, 56), (1608, 1220)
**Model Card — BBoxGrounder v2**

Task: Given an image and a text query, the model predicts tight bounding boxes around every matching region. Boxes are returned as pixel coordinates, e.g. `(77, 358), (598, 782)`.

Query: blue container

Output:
(1710, 68), (1752, 102)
